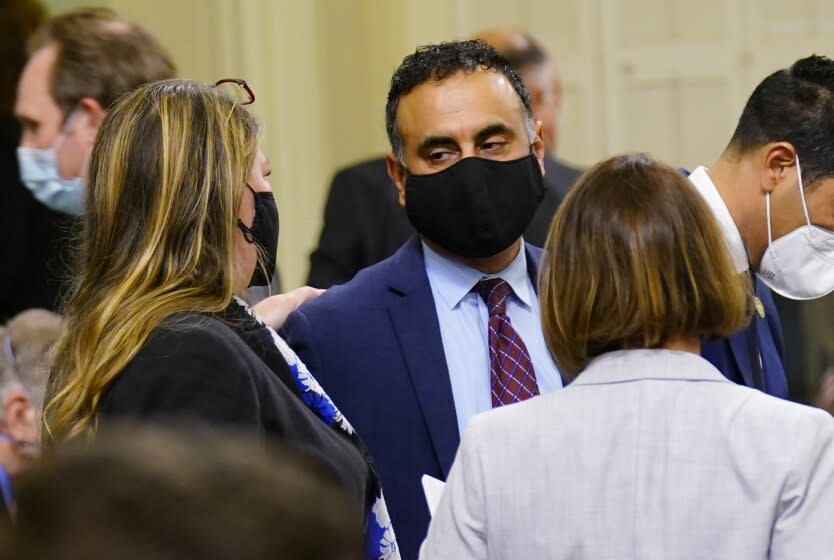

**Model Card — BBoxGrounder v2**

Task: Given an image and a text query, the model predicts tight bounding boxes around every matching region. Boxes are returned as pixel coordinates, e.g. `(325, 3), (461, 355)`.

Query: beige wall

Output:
(43, 0), (834, 289)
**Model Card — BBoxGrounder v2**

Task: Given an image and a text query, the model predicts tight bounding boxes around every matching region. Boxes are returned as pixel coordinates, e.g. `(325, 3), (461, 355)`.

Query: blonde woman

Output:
(44, 80), (398, 560)
(420, 154), (834, 559)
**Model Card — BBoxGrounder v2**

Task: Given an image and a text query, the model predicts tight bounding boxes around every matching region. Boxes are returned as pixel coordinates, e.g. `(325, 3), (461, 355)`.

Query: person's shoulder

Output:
(120, 313), (260, 385)
(737, 388), (833, 425)
(299, 240), (419, 315)
(138, 312), (243, 356)
(544, 155), (583, 181)
(332, 156), (390, 187)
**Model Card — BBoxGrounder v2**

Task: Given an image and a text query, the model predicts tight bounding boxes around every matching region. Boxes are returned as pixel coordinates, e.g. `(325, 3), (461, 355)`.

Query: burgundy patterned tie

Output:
(475, 278), (540, 407)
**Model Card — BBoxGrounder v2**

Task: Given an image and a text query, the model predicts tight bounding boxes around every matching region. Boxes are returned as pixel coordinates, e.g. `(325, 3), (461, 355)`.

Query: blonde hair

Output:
(540, 153), (751, 378)
(44, 80), (258, 443)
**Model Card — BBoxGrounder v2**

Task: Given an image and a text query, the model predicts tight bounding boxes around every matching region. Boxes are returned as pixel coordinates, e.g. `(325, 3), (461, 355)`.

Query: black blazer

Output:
(307, 155), (582, 288)
(0, 116), (74, 321)
(98, 312), (373, 511)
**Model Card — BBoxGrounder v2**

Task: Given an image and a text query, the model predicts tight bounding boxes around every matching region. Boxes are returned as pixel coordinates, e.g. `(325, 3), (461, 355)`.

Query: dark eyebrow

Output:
(417, 136), (458, 157)
(475, 123), (515, 144)
(15, 115), (38, 130)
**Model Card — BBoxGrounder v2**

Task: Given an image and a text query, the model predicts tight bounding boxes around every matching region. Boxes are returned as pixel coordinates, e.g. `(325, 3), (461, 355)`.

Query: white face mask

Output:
(758, 155), (834, 300)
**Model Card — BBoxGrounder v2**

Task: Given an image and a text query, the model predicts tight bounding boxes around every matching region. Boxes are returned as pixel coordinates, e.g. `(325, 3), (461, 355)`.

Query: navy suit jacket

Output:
(679, 167), (788, 398)
(284, 237), (544, 560)
(701, 275), (788, 398)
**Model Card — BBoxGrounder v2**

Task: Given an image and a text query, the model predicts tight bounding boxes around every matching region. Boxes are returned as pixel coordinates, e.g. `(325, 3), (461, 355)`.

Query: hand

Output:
(252, 286), (324, 330)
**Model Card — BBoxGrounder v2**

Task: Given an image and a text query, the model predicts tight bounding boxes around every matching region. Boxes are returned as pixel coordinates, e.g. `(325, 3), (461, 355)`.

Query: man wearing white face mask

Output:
(689, 54), (834, 399)
(2, 8), (175, 320)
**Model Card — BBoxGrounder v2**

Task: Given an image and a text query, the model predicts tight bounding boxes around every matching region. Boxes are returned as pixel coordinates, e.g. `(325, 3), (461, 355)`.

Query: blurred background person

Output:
(307, 28), (581, 289)
(3, 7), (175, 321)
(43, 80), (397, 559)
(0, 308), (63, 521)
(421, 154), (834, 559)
(4, 426), (363, 560)
(0, 0), (51, 323)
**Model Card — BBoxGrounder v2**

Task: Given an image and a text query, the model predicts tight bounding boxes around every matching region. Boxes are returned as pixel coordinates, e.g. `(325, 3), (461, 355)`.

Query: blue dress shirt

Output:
(422, 241), (563, 436)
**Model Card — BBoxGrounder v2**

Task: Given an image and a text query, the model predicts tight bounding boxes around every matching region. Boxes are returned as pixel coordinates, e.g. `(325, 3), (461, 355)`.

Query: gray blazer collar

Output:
(570, 349), (732, 387)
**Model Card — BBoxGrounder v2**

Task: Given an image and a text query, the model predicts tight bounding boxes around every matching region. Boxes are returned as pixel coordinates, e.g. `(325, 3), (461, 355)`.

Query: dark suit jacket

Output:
(307, 155), (581, 288)
(0, 116), (73, 321)
(285, 237), (544, 560)
(98, 312), (373, 512)
(701, 276), (788, 399)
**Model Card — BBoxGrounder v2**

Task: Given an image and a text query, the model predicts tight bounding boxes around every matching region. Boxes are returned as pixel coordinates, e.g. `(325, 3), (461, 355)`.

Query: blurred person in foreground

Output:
(421, 154), (834, 559)
(4, 7), (176, 320)
(307, 29), (581, 288)
(42, 80), (398, 559)
(4, 426), (363, 560)
(0, 308), (63, 520)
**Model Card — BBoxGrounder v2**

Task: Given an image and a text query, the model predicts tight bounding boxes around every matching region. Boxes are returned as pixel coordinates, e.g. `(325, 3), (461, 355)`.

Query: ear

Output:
(75, 97), (106, 144)
(761, 142), (797, 194)
(2, 390), (35, 442)
(386, 153), (407, 207)
(532, 121), (546, 177)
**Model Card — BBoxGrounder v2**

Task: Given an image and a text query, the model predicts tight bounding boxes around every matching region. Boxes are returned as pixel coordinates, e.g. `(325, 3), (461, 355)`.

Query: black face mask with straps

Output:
(237, 184), (279, 287)
(403, 152), (545, 258)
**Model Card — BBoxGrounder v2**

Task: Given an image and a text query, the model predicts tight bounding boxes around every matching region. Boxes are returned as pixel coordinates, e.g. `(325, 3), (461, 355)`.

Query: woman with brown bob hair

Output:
(421, 154), (834, 559)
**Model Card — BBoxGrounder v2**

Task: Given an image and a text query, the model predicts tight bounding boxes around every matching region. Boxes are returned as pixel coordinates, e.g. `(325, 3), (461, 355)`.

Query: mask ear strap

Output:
(766, 191), (774, 246)
(795, 154), (812, 225)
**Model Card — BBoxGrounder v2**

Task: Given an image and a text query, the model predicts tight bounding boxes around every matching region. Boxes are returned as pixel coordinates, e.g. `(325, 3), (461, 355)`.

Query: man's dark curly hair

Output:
(729, 54), (834, 188)
(385, 40), (534, 160)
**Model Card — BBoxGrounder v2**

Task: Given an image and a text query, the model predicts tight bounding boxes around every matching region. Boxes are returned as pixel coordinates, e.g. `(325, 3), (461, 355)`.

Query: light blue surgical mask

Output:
(17, 145), (84, 215)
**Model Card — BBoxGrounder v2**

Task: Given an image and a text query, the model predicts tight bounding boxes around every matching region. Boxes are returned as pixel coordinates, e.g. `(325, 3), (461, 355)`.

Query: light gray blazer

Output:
(420, 349), (834, 560)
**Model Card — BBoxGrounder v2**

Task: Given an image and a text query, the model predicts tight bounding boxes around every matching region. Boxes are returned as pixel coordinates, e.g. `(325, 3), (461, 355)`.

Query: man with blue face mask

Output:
(688, 55), (834, 399)
(2, 8), (175, 320)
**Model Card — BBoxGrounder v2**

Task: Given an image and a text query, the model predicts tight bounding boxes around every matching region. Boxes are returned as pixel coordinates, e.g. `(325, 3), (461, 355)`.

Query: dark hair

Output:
(28, 7), (176, 116)
(385, 40), (533, 159)
(0, 0), (45, 115)
(500, 33), (549, 75)
(729, 54), (834, 187)
(540, 153), (750, 377)
(5, 426), (363, 560)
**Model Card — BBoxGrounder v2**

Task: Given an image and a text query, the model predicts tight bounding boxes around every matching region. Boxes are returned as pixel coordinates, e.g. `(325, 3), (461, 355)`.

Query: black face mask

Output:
(237, 185), (279, 287)
(404, 153), (545, 258)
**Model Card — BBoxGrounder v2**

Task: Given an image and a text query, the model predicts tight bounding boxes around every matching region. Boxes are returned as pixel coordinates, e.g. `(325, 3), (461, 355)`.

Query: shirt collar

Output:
(688, 166), (749, 274)
(422, 241), (533, 310)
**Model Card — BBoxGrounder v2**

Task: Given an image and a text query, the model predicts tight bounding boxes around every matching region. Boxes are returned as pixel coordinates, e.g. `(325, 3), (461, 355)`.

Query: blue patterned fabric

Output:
(234, 298), (400, 559)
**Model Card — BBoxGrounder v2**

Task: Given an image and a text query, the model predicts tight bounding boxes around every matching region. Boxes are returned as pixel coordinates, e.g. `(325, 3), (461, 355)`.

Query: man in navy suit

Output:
(689, 55), (834, 399)
(284, 41), (564, 560)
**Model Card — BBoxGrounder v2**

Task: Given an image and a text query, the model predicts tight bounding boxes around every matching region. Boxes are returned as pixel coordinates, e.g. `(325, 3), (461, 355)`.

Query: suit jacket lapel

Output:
(386, 237), (460, 477)
(525, 243), (543, 294)
(727, 323), (756, 388)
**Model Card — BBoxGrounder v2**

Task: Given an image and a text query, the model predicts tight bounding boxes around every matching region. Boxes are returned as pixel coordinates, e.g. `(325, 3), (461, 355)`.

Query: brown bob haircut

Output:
(28, 7), (176, 116)
(540, 153), (750, 378)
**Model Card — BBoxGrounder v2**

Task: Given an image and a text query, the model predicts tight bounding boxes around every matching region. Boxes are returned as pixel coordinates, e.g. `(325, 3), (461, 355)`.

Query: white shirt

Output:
(688, 165), (749, 273)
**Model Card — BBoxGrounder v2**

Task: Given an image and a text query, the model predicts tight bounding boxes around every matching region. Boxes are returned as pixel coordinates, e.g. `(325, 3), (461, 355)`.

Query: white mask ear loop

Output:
(766, 190), (773, 246)
(795, 154), (812, 226)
